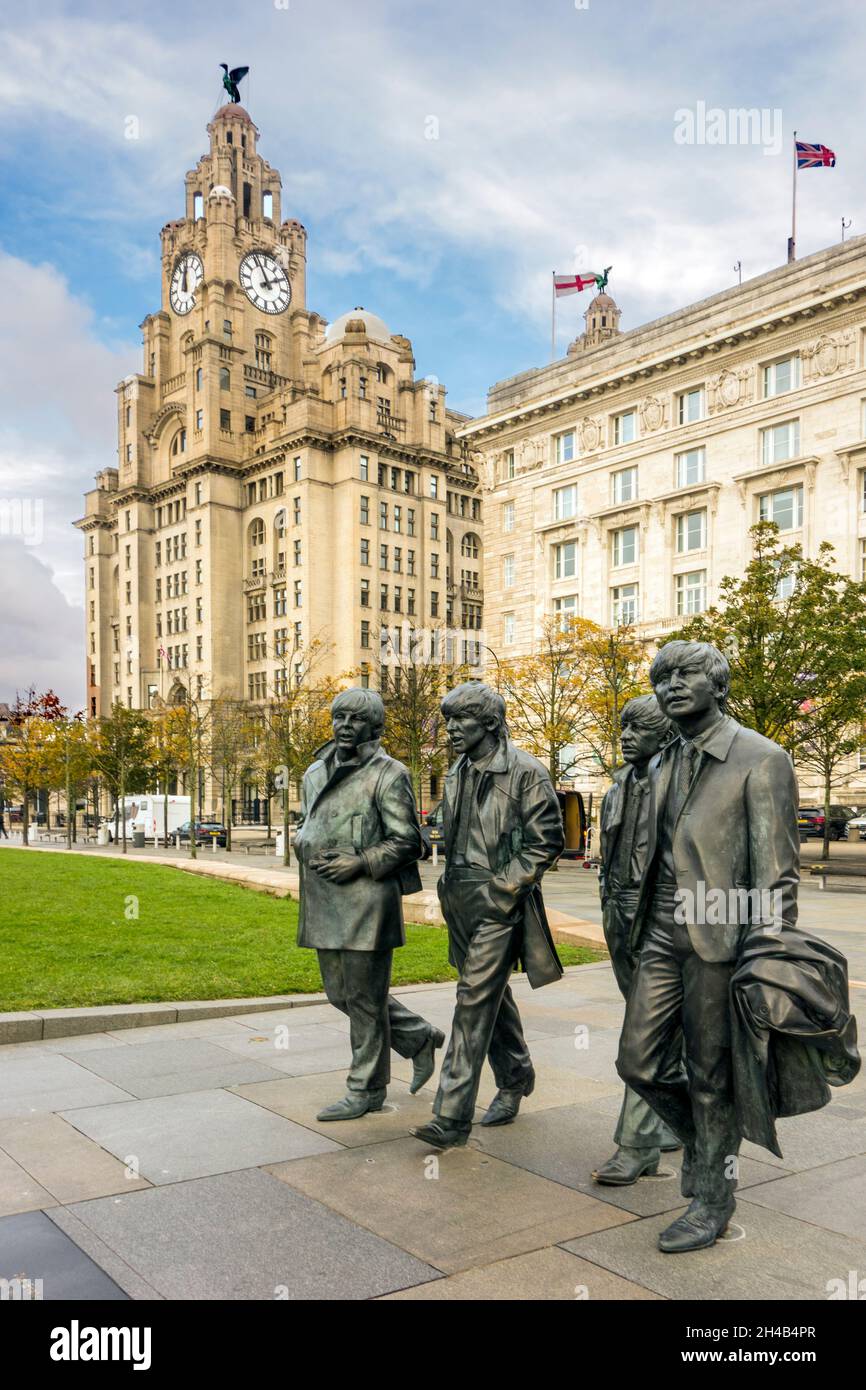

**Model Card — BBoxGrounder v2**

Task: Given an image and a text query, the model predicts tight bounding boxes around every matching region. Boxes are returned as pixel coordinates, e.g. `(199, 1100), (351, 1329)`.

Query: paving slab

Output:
(381, 1245), (663, 1300)
(104, 1017), (269, 1045)
(0, 1146), (57, 1217)
(743, 1152), (866, 1241)
(0, 1210), (129, 1300)
(39, 1003), (178, 1039)
(232, 1073), (437, 1146)
(47, 1207), (163, 1300)
(72, 1037), (287, 1098)
(562, 1198), (866, 1300)
(209, 1022), (351, 1064)
(739, 1101), (866, 1172)
(266, 1135), (634, 1274)
(64, 1168), (442, 1300)
(0, 1053), (134, 1118)
(475, 1102), (787, 1218)
(60, 1087), (342, 1184)
(0, 1032), (131, 1056)
(0, 1113), (151, 1204)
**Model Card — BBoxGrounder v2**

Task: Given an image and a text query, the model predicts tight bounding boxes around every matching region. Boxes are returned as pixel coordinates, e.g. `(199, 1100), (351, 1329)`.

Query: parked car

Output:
(845, 812), (866, 842)
(420, 803), (445, 859)
(797, 807), (854, 841)
(175, 820), (228, 847)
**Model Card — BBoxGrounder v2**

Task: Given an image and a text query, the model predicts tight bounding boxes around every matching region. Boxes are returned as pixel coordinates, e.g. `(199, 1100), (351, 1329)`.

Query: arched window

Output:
(193, 192), (203, 220)
(461, 532), (479, 559)
(220, 367), (231, 391)
(170, 428), (187, 456)
(226, 131), (233, 145)
(250, 518), (266, 547)
(243, 182), (252, 218)
(263, 191), (273, 220)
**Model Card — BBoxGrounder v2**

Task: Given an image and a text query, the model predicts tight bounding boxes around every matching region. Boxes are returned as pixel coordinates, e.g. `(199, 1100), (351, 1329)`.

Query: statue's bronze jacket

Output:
(439, 737), (565, 988)
(631, 716), (800, 962)
(295, 738), (423, 951)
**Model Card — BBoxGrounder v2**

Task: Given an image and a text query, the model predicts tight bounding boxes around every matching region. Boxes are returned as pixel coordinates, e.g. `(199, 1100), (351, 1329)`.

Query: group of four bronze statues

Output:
(295, 640), (859, 1255)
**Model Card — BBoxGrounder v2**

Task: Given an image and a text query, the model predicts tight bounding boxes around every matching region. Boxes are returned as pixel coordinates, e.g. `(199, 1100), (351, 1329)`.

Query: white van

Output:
(106, 795), (191, 842)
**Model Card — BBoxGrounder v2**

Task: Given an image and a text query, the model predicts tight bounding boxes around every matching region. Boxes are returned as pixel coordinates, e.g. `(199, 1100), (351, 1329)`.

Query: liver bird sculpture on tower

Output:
(220, 64), (249, 104)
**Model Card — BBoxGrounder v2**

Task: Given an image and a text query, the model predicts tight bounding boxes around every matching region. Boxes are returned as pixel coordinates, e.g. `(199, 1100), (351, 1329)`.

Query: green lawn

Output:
(0, 849), (604, 1011)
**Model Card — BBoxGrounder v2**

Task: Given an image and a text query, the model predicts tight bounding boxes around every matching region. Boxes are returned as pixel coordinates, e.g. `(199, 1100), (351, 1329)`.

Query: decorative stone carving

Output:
(802, 329), (856, 383)
(579, 416), (603, 452)
(707, 367), (752, 414)
(471, 449), (496, 492)
(638, 395), (665, 432)
(516, 435), (546, 473)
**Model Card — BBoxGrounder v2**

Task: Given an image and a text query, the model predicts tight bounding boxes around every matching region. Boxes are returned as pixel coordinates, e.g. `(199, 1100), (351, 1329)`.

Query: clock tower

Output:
(76, 96), (482, 821)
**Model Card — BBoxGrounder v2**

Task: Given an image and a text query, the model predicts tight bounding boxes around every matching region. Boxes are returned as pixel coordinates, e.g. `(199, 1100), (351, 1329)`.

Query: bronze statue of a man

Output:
(295, 688), (444, 1120)
(411, 682), (565, 1150)
(594, 695), (682, 1186)
(617, 641), (800, 1251)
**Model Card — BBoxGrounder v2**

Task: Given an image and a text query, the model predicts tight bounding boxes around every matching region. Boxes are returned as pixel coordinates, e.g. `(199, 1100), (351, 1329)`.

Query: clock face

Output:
(170, 253), (204, 315)
(239, 251), (291, 314)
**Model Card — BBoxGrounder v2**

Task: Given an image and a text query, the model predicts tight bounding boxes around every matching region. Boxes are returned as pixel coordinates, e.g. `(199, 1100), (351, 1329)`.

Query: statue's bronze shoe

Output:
(410, 1117), (471, 1149)
(658, 1198), (734, 1253)
(480, 1071), (536, 1126)
(316, 1089), (386, 1121)
(592, 1147), (660, 1186)
(409, 1028), (446, 1094)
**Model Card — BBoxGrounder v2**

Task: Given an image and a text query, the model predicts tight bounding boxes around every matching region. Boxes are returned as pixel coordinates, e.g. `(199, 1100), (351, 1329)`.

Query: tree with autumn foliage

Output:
(91, 704), (153, 853)
(258, 638), (346, 865)
(0, 715), (53, 845)
(379, 624), (471, 810)
(147, 705), (190, 846)
(42, 715), (92, 848)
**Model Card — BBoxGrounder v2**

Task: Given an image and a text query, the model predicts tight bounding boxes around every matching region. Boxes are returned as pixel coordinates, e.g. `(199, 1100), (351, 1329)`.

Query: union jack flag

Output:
(796, 141), (836, 169)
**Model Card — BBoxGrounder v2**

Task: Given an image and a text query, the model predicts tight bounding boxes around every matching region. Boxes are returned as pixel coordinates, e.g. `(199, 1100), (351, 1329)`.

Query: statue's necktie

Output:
(678, 741), (699, 804)
(453, 764), (478, 860)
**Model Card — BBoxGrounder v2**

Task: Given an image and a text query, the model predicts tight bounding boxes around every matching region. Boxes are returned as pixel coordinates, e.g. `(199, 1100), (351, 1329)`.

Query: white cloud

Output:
(0, 541), (85, 710)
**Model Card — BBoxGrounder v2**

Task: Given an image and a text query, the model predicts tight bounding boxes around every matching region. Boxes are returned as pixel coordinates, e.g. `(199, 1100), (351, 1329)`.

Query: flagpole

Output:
(788, 130), (797, 263)
(551, 272), (556, 362)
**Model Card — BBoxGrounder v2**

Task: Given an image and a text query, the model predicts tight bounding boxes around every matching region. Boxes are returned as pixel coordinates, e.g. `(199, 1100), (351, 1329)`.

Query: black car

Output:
(176, 820), (228, 847)
(797, 807), (853, 841)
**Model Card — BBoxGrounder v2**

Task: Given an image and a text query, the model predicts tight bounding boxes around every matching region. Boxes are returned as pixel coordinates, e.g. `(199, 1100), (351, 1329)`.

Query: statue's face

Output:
(620, 719), (666, 767)
(653, 659), (722, 722)
(445, 707), (494, 758)
(331, 705), (376, 754)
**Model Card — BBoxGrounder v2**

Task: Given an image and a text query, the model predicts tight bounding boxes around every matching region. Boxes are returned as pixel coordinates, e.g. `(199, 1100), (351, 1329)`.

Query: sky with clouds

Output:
(0, 0), (863, 709)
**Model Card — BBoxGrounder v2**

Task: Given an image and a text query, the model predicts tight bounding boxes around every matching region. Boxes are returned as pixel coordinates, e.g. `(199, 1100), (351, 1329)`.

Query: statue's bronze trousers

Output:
(317, 948), (432, 1093)
(434, 867), (534, 1124)
(616, 887), (741, 1205)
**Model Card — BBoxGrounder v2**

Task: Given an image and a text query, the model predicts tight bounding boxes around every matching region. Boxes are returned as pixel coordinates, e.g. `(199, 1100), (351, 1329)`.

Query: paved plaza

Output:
(1, 854), (864, 1301)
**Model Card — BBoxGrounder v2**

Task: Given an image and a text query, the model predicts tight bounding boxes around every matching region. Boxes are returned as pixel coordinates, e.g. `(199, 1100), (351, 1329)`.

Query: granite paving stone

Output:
(0, 1210), (129, 1300)
(47, 1207), (163, 1300)
(64, 1167), (442, 1300)
(0, 1147), (57, 1217)
(474, 1102), (789, 1218)
(266, 1135), (634, 1274)
(231, 1073), (438, 1146)
(743, 1152), (866, 1241)
(0, 1053), (134, 1118)
(72, 1037), (287, 1098)
(381, 1245), (664, 1300)
(60, 1088), (342, 1184)
(562, 1198), (866, 1300)
(0, 1113), (151, 1203)
(739, 1102), (866, 1172)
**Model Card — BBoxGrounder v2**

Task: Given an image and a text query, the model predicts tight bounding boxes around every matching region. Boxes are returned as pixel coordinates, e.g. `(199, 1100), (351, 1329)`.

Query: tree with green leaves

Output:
(669, 520), (866, 852)
(91, 705), (152, 853)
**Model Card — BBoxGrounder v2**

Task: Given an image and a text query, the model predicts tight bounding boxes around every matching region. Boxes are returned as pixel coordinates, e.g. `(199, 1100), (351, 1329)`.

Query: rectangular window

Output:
(393, 506), (402, 533)
(431, 553), (440, 578)
(611, 583), (639, 625)
(675, 447), (706, 487)
(759, 483), (804, 531)
(379, 502), (388, 529)
(504, 613), (515, 644)
(676, 509), (707, 552)
(763, 356), (800, 398)
(430, 591), (439, 617)
(761, 419), (800, 465)
(407, 508), (416, 536)
(676, 569), (707, 616)
(431, 513), (440, 540)
(505, 450), (515, 479)
(360, 578), (370, 607)
(553, 594), (578, 629)
(220, 409), (231, 431)
(554, 431), (576, 465)
(380, 544), (389, 570)
(360, 538), (370, 565)
(553, 485), (577, 520)
(503, 501), (515, 532)
(613, 410), (636, 445)
(196, 409), (203, 430)
(554, 541), (576, 579)
(611, 525), (638, 567)
(293, 456), (302, 482)
(359, 454), (369, 480)
(503, 553), (515, 587)
(360, 495), (370, 525)
(677, 387), (704, 425)
(612, 466), (638, 504)
(430, 475), (439, 498)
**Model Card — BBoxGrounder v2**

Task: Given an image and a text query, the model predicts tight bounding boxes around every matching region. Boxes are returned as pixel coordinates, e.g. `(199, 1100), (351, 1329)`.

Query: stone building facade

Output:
(75, 104), (481, 813)
(459, 238), (866, 804)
